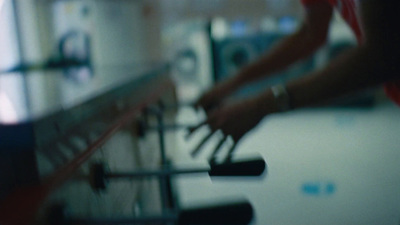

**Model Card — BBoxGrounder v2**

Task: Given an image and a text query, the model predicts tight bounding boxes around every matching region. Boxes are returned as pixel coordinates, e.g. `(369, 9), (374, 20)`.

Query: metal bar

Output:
(107, 168), (210, 178)
(147, 123), (195, 131)
(156, 110), (167, 164)
(154, 108), (171, 214)
(143, 106), (187, 215)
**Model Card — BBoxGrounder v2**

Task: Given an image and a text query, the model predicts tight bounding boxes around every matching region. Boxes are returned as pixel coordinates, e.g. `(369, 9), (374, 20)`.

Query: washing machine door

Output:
(215, 39), (259, 81)
(174, 48), (199, 84)
(224, 41), (257, 73)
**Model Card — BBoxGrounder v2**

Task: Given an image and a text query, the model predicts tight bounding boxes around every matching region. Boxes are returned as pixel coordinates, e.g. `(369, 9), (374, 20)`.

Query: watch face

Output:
(271, 85), (291, 112)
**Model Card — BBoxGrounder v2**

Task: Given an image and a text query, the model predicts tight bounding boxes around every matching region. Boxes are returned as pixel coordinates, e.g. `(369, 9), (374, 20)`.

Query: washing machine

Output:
(213, 34), (266, 82)
(52, 0), (93, 84)
(165, 20), (214, 102)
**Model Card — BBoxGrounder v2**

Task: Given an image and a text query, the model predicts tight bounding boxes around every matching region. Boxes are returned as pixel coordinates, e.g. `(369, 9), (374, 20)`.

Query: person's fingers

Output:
(224, 139), (237, 163)
(185, 121), (208, 140)
(194, 93), (211, 110)
(191, 130), (217, 157)
(198, 96), (220, 113)
(193, 99), (203, 111)
(208, 135), (228, 162)
(185, 107), (222, 139)
(205, 104), (220, 117)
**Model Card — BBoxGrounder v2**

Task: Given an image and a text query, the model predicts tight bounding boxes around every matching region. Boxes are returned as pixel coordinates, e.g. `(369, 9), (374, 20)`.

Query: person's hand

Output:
(195, 84), (229, 114)
(194, 87), (223, 113)
(188, 95), (274, 161)
(195, 77), (242, 113)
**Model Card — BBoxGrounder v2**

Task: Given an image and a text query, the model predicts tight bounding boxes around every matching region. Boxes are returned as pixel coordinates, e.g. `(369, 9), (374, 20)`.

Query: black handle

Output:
(48, 200), (253, 225)
(209, 157), (266, 177)
(178, 201), (253, 225)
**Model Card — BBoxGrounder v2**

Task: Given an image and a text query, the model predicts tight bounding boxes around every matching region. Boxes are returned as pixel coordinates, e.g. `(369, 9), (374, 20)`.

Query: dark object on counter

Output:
(47, 200), (254, 225)
(209, 157), (266, 177)
(178, 201), (254, 225)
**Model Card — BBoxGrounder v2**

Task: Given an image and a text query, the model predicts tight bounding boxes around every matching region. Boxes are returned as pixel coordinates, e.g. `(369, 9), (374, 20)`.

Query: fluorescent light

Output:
(211, 18), (229, 41)
(0, 91), (18, 124)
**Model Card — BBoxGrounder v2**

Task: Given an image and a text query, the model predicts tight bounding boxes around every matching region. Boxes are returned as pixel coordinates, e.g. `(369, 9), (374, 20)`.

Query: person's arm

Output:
(189, 0), (400, 159)
(258, 0), (400, 113)
(197, 2), (333, 110)
(234, 2), (333, 85)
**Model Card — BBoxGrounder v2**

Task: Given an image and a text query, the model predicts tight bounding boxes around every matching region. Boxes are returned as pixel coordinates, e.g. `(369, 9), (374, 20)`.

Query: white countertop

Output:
(172, 101), (400, 225)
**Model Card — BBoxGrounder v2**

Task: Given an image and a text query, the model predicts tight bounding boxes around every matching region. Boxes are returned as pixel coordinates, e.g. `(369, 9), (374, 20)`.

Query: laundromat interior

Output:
(0, 0), (400, 224)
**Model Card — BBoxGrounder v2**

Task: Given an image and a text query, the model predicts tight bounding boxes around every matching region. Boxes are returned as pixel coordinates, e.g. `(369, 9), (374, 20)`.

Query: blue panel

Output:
(278, 16), (297, 34)
(231, 20), (247, 37)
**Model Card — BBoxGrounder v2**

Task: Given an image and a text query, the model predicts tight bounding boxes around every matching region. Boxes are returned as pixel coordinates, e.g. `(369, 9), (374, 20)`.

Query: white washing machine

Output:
(164, 20), (213, 102)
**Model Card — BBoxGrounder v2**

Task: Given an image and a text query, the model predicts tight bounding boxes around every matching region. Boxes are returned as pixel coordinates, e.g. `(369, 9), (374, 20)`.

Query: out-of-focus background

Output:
(0, 0), (399, 225)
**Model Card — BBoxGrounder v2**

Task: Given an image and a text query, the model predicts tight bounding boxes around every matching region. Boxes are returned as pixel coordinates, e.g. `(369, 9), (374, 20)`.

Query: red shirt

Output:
(301, 0), (400, 106)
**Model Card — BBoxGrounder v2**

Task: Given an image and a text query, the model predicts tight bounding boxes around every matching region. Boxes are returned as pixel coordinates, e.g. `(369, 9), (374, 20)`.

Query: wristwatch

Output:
(270, 84), (291, 112)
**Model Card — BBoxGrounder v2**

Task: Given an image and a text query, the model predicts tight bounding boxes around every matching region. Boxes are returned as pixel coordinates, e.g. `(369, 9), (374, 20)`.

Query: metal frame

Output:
(0, 73), (175, 225)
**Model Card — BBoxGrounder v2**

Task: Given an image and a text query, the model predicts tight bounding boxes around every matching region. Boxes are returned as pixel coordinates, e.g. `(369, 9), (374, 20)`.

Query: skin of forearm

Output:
(211, 2), (334, 101)
(259, 44), (399, 113)
(267, 1), (400, 112)
(218, 27), (327, 99)
(236, 27), (326, 85)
